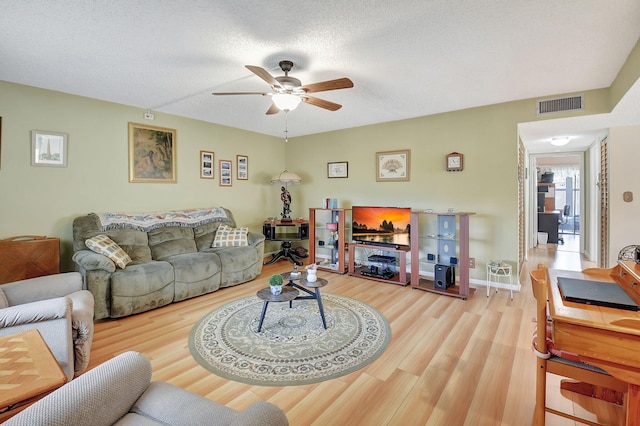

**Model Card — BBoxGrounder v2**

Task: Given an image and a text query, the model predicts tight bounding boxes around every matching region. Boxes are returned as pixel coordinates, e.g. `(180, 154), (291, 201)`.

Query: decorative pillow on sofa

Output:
(85, 235), (132, 269)
(212, 225), (249, 247)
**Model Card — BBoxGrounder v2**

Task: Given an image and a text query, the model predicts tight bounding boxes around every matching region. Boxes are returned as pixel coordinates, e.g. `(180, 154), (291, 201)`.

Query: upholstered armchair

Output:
(0, 272), (94, 380)
(4, 351), (289, 426)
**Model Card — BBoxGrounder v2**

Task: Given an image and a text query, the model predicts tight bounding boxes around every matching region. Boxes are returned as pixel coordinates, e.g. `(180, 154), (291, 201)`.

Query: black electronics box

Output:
(434, 264), (455, 289)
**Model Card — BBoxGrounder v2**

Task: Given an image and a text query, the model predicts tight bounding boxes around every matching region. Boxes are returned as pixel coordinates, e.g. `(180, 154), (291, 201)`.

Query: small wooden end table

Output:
(256, 286), (299, 332)
(0, 329), (67, 420)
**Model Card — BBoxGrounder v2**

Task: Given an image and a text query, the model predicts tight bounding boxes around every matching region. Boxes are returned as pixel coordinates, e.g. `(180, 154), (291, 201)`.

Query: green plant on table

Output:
(269, 274), (284, 287)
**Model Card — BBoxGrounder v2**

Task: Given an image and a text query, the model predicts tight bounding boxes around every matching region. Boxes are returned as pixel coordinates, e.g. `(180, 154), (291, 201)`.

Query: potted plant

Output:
(269, 274), (284, 295)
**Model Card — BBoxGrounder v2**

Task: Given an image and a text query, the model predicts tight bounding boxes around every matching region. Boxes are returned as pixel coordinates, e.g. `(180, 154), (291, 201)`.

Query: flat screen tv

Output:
(352, 206), (411, 248)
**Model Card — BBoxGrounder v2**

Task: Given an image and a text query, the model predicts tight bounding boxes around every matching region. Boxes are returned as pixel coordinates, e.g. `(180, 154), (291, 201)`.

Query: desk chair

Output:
(557, 205), (570, 244)
(530, 264), (627, 426)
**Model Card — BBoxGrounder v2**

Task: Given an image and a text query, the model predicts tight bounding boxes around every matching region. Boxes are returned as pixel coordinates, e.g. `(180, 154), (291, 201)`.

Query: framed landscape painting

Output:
(128, 123), (176, 183)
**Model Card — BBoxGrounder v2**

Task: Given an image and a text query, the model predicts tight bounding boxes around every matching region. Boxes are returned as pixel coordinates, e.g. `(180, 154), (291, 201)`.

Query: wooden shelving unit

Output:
(308, 208), (350, 274)
(410, 211), (475, 299)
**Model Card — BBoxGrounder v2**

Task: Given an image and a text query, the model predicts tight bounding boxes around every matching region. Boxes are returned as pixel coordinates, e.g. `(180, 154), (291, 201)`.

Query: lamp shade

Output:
(550, 137), (570, 146)
(272, 93), (302, 112)
(271, 170), (302, 184)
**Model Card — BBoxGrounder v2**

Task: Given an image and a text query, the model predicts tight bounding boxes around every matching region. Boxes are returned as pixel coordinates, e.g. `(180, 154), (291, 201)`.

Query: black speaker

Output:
(434, 264), (455, 289)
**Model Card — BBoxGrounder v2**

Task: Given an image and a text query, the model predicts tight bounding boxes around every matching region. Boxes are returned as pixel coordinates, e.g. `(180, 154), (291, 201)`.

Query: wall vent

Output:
(536, 95), (584, 115)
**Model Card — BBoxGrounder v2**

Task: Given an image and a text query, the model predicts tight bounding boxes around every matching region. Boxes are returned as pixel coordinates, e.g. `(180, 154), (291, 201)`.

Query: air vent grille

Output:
(537, 95), (584, 115)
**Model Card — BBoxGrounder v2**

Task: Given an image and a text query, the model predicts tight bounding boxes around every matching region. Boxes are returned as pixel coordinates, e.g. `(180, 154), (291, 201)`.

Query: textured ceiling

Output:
(1, 1), (639, 151)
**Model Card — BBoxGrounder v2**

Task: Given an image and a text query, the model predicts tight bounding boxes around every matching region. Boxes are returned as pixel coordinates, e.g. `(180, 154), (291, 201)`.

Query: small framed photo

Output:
(219, 159), (232, 186)
(31, 130), (68, 167)
(200, 151), (214, 179)
(376, 149), (410, 182)
(236, 155), (248, 180)
(328, 161), (348, 178)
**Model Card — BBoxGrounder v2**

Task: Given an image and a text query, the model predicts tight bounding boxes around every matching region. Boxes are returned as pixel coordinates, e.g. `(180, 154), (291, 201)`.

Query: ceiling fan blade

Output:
(301, 78), (354, 93)
(266, 103), (280, 115)
(212, 92), (271, 96)
(245, 65), (282, 89)
(301, 95), (342, 111)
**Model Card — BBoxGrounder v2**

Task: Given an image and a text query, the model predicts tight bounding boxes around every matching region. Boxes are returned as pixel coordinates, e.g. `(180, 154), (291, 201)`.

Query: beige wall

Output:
(1, 49), (637, 279)
(288, 95), (611, 282)
(0, 81), (283, 270)
(609, 124), (640, 266)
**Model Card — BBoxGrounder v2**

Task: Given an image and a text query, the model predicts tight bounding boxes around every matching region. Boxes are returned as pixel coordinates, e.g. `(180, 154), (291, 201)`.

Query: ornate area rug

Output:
(189, 292), (391, 386)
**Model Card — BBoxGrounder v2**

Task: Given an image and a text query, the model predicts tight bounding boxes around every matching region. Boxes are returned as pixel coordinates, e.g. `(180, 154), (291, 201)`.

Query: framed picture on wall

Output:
(31, 130), (68, 167)
(328, 161), (348, 178)
(236, 155), (248, 180)
(376, 149), (410, 182)
(219, 159), (232, 186)
(200, 151), (214, 179)
(128, 122), (176, 183)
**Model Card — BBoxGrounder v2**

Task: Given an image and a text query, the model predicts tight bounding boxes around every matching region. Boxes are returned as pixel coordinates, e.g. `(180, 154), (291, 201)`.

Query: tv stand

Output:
(348, 243), (409, 286)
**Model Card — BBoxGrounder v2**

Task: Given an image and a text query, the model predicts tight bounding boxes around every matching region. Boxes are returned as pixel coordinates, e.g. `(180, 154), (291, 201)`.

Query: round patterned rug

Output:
(188, 292), (391, 386)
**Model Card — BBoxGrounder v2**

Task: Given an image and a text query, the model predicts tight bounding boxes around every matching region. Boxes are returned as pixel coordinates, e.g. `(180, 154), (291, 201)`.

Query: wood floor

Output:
(88, 236), (625, 425)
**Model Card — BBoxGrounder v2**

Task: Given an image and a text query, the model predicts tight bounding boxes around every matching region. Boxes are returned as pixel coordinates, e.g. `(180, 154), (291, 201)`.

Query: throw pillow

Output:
(85, 234), (132, 269)
(212, 225), (249, 247)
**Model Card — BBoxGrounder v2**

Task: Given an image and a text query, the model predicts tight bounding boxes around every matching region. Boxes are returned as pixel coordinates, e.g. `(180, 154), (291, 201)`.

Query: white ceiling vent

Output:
(536, 95), (584, 115)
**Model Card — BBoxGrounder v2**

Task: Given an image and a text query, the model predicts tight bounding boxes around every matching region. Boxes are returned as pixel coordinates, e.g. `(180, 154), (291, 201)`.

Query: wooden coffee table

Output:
(255, 286), (300, 332)
(0, 329), (67, 420)
(282, 271), (329, 329)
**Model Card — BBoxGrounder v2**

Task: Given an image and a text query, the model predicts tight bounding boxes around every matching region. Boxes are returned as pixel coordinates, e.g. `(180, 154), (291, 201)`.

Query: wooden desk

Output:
(0, 329), (67, 420)
(548, 261), (640, 426)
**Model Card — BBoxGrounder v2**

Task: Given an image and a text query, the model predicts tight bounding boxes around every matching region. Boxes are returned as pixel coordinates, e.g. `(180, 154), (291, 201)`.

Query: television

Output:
(352, 206), (411, 248)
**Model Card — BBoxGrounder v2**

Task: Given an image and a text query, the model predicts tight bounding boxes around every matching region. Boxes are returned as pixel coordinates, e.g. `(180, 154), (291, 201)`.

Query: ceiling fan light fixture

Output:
(550, 137), (570, 146)
(272, 93), (302, 112)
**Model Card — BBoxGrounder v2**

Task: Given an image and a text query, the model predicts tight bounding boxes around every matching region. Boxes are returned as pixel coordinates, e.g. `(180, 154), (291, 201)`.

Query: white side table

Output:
(486, 261), (514, 299)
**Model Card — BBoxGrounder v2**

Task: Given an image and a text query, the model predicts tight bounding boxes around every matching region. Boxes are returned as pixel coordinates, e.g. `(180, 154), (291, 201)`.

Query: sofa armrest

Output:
(248, 231), (266, 246)
(3, 351), (152, 426)
(0, 297), (71, 328)
(68, 290), (94, 375)
(0, 272), (83, 305)
(230, 401), (290, 426)
(130, 382), (288, 426)
(73, 250), (116, 273)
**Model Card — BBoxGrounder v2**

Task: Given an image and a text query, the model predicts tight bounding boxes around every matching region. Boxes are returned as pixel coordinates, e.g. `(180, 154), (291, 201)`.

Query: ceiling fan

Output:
(213, 60), (354, 114)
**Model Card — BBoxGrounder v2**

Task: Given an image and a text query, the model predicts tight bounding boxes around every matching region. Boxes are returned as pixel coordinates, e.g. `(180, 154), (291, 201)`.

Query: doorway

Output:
(532, 154), (583, 254)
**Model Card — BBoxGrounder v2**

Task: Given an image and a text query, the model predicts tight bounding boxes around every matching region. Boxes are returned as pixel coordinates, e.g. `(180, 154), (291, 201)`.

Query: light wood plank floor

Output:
(88, 236), (624, 425)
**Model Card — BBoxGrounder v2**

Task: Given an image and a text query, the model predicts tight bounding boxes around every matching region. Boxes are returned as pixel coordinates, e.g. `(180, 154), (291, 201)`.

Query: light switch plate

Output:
(623, 191), (633, 202)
